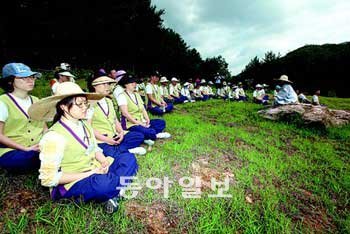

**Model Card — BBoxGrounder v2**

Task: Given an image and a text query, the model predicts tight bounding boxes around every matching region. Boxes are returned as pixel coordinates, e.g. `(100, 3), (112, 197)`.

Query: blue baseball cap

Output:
(2, 63), (41, 79)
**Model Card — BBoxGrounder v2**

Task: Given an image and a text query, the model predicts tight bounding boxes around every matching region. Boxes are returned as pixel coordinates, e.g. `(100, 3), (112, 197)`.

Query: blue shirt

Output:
(275, 84), (298, 105)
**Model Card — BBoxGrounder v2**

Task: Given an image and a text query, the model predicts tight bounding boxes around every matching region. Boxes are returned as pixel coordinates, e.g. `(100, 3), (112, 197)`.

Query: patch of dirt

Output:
(234, 138), (252, 150)
(125, 201), (182, 234)
(221, 152), (246, 169)
(283, 188), (335, 232)
(191, 158), (235, 191)
(244, 125), (259, 133)
(0, 188), (47, 217)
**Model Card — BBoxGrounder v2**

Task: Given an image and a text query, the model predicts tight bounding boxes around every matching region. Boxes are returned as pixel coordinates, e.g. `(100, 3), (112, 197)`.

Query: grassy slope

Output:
(0, 80), (349, 233)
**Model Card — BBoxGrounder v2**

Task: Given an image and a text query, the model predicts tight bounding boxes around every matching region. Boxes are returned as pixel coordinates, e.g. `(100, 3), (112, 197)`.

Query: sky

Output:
(151, 0), (350, 75)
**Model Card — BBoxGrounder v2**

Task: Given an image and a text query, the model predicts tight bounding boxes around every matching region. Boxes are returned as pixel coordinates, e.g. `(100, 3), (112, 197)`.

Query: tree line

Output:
(236, 42), (350, 97)
(0, 0), (230, 80)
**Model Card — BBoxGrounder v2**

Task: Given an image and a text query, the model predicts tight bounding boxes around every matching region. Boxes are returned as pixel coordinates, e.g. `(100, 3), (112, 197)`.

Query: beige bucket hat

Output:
(91, 76), (116, 86)
(276, 75), (293, 83)
(28, 82), (104, 121)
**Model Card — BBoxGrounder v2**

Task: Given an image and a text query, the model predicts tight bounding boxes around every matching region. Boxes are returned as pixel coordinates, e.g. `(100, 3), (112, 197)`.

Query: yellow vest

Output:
(122, 92), (145, 129)
(0, 94), (44, 156)
(146, 83), (162, 108)
(50, 120), (113, 190)
(91, 98), (117, 143)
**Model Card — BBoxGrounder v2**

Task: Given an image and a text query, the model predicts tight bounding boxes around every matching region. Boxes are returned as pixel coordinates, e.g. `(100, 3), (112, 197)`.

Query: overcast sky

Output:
(151, 0), (350, 75)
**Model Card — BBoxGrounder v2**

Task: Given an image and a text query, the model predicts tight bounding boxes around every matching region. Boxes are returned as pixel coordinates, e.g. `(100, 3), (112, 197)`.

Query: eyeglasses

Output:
(74, 101), (90, 109)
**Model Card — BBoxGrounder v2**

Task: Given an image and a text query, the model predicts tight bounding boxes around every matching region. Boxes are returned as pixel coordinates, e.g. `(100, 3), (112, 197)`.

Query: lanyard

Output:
(6, 93), (33, 119)
(59, 120), (90, 149)
(97, 100), (109, 117)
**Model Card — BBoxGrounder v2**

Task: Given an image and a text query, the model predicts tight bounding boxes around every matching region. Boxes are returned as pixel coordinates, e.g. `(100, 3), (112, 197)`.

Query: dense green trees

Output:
(0, 0), (230, 80)
(237, 43), (350, 97)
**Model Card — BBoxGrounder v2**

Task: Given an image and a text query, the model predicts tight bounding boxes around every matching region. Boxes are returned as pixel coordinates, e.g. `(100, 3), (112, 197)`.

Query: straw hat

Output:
(171, 77), (179, 82)
(28, 82), (104, 121)
(276, 75), (293, 83)
(91, 76), (116, 86)
(160, 76), (169, 83)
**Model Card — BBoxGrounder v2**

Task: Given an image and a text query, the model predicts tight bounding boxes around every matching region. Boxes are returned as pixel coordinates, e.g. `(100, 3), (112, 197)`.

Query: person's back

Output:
(275, 84), (298, 105)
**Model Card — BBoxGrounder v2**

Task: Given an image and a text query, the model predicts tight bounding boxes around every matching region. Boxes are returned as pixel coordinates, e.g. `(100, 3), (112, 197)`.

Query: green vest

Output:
(49, 120), (113, 190)
(122, 92), (145, 129)
(146, 83), (162, 108)
(0, 94), (44, 156)
(91, 98), (117, 143)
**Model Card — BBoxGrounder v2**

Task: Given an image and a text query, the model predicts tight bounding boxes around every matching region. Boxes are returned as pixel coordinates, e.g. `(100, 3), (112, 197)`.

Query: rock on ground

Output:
(258, 104), (350, 127)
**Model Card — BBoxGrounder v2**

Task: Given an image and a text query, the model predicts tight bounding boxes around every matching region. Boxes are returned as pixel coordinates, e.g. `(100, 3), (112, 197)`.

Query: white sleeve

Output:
(159, 87), (164, 96)
(145, 84), (153, 94)
(85, 107), (94, 120)
(117, 93), (128, 106)
(51, 82), (58, 94)
(0, 101), (9, 122)
(169, 85), (174, 95)
(38, 131), (66, 187)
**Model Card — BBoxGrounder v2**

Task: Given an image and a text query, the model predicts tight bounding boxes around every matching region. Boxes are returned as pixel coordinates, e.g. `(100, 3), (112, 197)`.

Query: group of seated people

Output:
(0, 63), (172, 214)
(253, 75), (322, 106)
(0, 63), (322, 214)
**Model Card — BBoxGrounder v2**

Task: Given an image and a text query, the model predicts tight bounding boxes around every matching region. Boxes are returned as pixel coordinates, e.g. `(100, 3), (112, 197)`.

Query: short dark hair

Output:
(0, 76), (15, 93)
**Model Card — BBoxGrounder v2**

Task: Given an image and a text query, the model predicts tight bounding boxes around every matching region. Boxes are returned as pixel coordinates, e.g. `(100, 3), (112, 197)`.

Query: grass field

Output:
(0, 79), (350, 233)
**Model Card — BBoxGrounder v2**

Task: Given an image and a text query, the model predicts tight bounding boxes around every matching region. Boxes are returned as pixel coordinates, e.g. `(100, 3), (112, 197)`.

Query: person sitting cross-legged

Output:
(274, 75), (298, 106)
(117, 75), (171, 144)
(145, 72), (173, 115)
(87, 75), (147, 156)
(28, 82), (138, 213)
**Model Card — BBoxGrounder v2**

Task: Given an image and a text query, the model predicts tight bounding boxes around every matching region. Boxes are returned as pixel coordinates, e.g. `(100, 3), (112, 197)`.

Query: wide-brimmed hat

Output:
(2, 63), (41, 79)
(256, 84), (263, 88)
(276, 75), (293, 83)
(91, 76), (116, 86)
(28, 82), (104, 121)
(58, 71), (75, 78)
(171, 77), (179, 82)
(160, 76), (169, 83)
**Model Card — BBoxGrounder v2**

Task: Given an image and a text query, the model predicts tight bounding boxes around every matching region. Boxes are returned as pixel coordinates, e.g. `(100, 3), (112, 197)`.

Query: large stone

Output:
(258, 104), (350, 127)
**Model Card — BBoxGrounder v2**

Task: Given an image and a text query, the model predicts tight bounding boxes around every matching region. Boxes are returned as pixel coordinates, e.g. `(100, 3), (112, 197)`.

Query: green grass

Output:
(0, 79), (350, 233)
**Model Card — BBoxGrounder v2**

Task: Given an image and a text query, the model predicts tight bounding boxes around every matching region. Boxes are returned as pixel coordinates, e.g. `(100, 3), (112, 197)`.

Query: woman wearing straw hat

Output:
(87, 75), (147, 156)
(0, 63), (46, 172)
(169, 77), (188, 104)
(253, 84), (269, 105)
(117, 75), (171, 143)
(274, 75), (298, 106)
(28, 82), (138, 213)
(199, 79), (210, 101)
(159, 76), (174, 104)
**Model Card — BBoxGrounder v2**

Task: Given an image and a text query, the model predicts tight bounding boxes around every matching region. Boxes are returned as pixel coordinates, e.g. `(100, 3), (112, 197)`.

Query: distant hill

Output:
(237, 42), (350, 97)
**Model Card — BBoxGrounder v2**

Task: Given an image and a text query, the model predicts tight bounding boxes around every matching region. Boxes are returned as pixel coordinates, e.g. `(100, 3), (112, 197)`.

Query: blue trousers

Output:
(129, 119), (166, 140)
(202, 95), (209, 101)
(0, 150), (40, 172)
(98, 131), (144, 158)
(173, 95), (188, 104)
(52, 152), (138, 203)
(148, 103), (173, 116)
